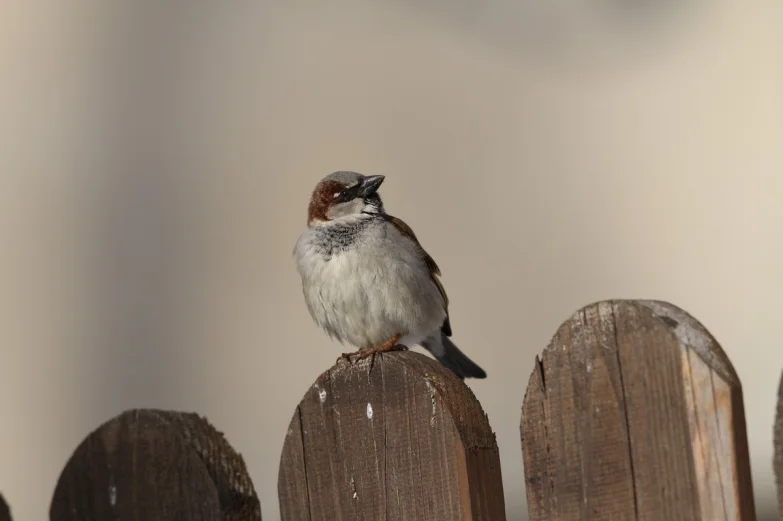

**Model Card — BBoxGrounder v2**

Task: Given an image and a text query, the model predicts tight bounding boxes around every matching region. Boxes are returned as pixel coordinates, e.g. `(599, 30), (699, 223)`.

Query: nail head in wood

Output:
(521, 299), (756, 521)
(278, 350), (505, 521)
(49, 409), (262, 521)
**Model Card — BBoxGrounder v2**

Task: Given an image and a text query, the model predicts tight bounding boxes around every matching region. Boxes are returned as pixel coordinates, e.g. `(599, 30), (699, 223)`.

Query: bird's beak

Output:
(358, 175), (385, 197)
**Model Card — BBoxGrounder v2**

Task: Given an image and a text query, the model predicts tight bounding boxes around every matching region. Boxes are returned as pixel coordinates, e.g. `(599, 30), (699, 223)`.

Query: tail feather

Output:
(426, 335), (486, 380)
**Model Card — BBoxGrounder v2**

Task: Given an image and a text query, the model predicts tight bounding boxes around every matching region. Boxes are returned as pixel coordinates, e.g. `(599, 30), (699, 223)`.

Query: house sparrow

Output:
(293, 171), (486, 380)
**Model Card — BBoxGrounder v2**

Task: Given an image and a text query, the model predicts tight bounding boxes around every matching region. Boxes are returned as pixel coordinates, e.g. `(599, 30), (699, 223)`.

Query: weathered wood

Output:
(775, 371), (783, 519)
(521, 300), (756, 521)
(0, 493), (11, 521)
(278, 350), (505, 521)
(50, 409), (261, 521)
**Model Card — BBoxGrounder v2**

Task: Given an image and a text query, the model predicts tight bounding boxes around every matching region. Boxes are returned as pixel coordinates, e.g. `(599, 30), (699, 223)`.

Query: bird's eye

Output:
(334, 187), (354, 202)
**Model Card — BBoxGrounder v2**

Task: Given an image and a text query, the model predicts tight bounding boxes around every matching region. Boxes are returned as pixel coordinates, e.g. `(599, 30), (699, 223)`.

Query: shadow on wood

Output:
(50, 409), (261, 521)
(278, 350), (505, 521)
(775, 371), (782, 519)
(521, 299), (756, 521)
(0, 493), (11, 521)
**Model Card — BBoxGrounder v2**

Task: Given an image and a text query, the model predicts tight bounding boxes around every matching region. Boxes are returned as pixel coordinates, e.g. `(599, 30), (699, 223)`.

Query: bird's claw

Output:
(336, 340), (408, 367)
(338, 351), (358, 365)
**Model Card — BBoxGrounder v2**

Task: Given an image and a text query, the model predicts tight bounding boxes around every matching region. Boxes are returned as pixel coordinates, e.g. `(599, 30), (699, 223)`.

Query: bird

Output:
(293, 171), (486, 380)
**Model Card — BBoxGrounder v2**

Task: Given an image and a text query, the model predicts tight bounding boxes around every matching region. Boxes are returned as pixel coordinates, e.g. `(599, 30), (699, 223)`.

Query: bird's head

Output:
(306, 171), (386, 227)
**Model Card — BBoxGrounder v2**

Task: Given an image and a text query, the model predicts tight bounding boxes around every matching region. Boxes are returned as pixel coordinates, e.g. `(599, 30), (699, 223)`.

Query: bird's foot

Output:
(338, 334), (406, 366)
(356, 335), (406, 360)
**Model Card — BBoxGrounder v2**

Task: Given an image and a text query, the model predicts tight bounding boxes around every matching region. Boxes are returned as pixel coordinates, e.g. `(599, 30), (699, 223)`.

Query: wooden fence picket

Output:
(278, 351), (505, 521)
(0, 493), (11, 521)
(49, 409), (261, 521)
(774, 371), (782, 519)
(521, 300), (757, 521)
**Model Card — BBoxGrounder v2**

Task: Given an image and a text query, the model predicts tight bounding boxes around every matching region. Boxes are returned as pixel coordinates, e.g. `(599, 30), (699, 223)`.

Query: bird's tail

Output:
(425, 334), (486, 380)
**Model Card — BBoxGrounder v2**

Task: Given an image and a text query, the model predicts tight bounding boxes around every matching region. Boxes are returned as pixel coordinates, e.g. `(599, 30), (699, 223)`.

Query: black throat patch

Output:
(310, 217), (378, 258)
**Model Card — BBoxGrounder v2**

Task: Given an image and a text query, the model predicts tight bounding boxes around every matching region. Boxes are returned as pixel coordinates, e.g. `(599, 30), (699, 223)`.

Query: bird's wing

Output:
(384, 214), (452, 337)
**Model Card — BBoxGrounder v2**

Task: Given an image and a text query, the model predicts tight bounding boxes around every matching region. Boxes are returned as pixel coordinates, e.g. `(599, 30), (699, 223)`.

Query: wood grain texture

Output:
(0, 493), (11, 521)
(521, 300), (756, 521)
(774, 371), (782, 519)
(278, 350), (505, 521)
(50, 409), (261, 521)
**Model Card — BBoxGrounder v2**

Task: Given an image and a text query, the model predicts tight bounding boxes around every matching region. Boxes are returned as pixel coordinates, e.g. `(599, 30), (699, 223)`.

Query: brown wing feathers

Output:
(383, 215), (453, 337)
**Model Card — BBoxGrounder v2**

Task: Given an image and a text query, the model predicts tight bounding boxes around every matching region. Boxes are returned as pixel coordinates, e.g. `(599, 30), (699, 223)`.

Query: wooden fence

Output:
(2, 300), (782, 520)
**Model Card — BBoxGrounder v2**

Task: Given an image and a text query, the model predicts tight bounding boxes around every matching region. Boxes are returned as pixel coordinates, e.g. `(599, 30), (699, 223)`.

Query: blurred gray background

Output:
(1, 1), (782, 519)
